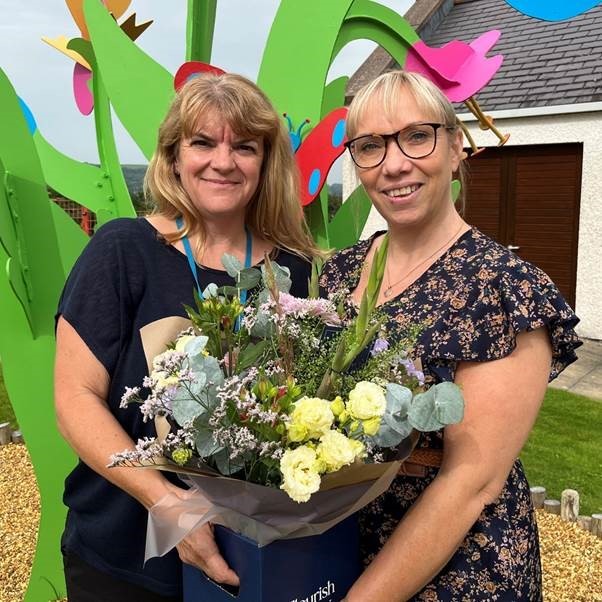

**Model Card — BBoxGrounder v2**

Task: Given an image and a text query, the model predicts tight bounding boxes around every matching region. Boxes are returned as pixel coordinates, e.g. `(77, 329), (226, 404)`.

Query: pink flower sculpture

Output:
(405, 30), (503, 102)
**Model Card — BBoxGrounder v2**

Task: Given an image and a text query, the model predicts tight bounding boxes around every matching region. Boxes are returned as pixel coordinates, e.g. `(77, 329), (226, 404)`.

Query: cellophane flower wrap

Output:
(111, 238), (465, 557)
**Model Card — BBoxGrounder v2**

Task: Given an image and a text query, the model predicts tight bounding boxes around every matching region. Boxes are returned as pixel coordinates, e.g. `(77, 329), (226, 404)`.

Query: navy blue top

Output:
(56, 217), (312, 596)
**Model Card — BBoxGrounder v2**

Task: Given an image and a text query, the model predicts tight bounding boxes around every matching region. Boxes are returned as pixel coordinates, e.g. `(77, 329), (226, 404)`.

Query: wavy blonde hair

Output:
(144, 72), (320, 259)
(346, 70), (467, 210)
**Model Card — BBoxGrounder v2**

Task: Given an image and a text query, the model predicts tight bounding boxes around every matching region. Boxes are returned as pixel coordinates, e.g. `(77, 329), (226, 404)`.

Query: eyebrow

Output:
(355, 121), (432, 137)
(189, 131), (259, 145)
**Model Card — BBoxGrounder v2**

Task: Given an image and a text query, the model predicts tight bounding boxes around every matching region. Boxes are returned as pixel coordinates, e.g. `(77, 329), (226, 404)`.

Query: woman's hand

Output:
(176, 523), (240, 587)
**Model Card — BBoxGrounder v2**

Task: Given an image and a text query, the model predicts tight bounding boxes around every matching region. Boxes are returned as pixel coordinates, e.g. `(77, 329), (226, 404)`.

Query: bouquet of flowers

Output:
(111, 237), (464, 556)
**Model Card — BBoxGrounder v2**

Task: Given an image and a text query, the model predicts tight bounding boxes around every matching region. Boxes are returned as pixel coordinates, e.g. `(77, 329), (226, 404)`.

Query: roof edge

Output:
(458, 101), (602, 121)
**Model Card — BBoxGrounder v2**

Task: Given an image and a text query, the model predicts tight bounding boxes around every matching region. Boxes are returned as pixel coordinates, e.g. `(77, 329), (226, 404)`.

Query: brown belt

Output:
(398, 448), (443, 478)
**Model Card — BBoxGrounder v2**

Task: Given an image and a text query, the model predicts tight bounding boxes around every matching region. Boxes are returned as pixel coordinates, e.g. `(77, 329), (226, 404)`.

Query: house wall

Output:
(341, 110), (602, 339)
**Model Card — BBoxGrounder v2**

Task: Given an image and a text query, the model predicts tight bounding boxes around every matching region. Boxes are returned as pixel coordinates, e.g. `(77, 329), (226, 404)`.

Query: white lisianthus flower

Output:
(317, 431), (363, 473)
(347, 381), (387, 420)
(286, 397), (334, 442)
(280, 445), (321, 503)
(362, 416), (382, 436)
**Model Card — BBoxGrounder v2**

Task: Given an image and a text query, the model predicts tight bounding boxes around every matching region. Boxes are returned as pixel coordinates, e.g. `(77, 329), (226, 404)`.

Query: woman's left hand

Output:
(176, 522), (240, 587)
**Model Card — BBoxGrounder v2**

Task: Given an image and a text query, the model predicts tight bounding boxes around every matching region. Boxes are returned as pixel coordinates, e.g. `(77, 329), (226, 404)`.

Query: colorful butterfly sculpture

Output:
(42, 0), (152, 115)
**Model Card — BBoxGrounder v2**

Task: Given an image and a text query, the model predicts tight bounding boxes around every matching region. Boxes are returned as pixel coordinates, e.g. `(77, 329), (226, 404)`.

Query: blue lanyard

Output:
(176, 217), (253, 305)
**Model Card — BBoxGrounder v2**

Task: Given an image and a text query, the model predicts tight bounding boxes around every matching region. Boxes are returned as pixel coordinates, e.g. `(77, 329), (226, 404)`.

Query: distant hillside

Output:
(329, 182), (342, 199)
(121, 164), (147, 196)
(119, 164), (342, 201)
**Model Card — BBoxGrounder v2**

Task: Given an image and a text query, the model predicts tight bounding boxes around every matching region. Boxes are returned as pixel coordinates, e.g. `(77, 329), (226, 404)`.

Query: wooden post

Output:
(530, 486), (546, 509)
(0, 422), (11, 445)
(577, 516), (592, 532)
(11, 430), (23, 444)
(592, 514), (602, 538)
(544, 499), (561, 515)
(560, 489), (579, 522)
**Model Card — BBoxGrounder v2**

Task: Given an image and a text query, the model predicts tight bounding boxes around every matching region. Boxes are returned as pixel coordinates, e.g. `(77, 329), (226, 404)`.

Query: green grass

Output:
(521, 387), (602, 515)
(0, 364), (18, 430)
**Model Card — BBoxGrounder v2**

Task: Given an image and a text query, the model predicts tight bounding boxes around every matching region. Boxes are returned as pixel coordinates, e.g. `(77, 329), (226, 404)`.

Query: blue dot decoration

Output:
(331, 119), (346, 147)
(504, 0), (600, 21)
(18, 97), (37, 134)
(308, 168), (321, 195)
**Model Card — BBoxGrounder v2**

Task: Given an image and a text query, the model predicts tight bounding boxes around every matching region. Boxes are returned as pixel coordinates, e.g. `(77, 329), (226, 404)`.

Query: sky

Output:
(0, 0), (412, 167)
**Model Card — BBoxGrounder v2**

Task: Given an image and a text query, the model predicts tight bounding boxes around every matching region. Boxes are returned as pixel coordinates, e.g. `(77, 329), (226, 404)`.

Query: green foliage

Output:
(521, 388), (602, 515)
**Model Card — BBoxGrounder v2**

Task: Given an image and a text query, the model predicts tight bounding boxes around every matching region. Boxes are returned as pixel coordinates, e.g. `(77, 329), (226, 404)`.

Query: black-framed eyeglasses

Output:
(345, 122), (455, 168)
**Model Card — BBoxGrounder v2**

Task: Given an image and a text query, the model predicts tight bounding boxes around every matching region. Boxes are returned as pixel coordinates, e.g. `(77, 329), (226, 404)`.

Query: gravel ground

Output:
(1, 443), (601, 602)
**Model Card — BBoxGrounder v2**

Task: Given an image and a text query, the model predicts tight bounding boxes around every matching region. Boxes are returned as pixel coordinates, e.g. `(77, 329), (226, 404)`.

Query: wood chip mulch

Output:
(1, 443), (601, 602)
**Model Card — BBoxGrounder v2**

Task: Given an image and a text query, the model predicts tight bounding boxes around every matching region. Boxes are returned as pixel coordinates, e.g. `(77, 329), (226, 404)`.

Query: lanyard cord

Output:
(175, 217), (252, 303)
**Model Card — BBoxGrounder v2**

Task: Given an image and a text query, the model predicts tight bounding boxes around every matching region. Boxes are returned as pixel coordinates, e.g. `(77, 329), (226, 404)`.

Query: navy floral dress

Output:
(319, 227), (581, 601)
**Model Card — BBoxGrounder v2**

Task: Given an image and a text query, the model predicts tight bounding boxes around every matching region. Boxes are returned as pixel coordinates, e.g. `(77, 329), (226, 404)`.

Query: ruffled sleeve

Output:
(424, 262), (581, 383)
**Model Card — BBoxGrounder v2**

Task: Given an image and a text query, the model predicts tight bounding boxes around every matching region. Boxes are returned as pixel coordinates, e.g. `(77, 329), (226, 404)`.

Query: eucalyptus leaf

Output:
(182, 336), (208, 357)
(172, 377), (208, 425)
(214, 448), (245, 475)
(407, 387), (442, 432)
(217, 285), (240, 298)
(222, 253), (243, 277)
(373, 422), (406, 447)
(202, 283), (218, 298)
(237, 268), (262, 291)
(261, 262), (291, 293)
(188, 354), (224, 394)
(236, 340), (269, 372)
(250, 310), (274, 338)
(385, 383), (412, 417)
(383, 412), (413, 438)
(194, 429), (223, 458)
(408, 382), (465, 432)
(432, 381), (465, 425)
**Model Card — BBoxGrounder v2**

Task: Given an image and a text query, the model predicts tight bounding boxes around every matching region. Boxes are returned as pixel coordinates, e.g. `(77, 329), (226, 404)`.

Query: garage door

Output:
(463, 143), (582, 308)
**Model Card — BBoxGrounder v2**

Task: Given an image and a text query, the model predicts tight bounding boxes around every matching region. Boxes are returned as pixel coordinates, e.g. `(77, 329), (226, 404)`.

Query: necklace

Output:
(383, 223), (465, 298)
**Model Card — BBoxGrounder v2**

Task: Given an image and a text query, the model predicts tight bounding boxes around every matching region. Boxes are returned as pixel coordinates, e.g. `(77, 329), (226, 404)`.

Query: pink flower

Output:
(405, 30), (503, 102)
(278, 293), (341, 326)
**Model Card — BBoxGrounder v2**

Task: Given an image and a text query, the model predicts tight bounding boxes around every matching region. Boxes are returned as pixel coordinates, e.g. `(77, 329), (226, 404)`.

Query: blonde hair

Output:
(144, 72), (320, 259)
(346, 70), (467, 209)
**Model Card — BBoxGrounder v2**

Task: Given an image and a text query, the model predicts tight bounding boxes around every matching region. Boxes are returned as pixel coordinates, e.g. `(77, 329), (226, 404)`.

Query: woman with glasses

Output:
(321, 70), (580, 601)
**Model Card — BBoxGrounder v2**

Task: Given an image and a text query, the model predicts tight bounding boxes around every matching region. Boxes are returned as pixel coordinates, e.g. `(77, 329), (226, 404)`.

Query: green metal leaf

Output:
(333, 0), (419, 66)
(328, 186), (373, 250)
(186, 0), (217, 62)
(84, 0), (174, 160)
(451, 179), (461, 202)
(34, 131), (119, 214)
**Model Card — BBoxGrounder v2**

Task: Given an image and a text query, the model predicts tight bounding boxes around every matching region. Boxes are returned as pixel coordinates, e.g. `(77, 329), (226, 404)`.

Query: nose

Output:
(211, 143), (236, 171)
(381, 138), (412, 175)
